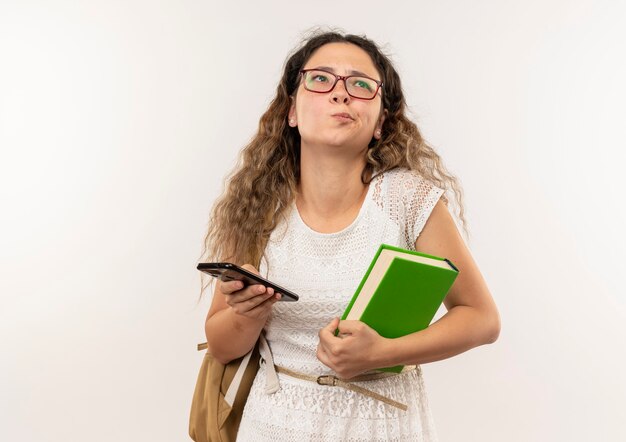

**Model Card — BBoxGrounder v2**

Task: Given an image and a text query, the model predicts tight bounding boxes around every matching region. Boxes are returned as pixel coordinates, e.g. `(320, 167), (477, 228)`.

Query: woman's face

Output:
(289, 42), (386, 152)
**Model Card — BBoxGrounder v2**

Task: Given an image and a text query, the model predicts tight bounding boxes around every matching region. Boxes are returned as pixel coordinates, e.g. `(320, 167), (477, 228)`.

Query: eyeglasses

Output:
(299, 69), (383, 100)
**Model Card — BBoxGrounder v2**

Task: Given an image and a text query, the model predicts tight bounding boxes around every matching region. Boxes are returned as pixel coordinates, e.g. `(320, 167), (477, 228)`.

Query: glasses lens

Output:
(346, 76), (378, 99)
(303, 70), (336, 93)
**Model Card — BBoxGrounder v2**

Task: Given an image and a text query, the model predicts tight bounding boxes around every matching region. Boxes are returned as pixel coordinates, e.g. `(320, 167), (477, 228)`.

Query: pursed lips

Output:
(331, 112), (354, 122)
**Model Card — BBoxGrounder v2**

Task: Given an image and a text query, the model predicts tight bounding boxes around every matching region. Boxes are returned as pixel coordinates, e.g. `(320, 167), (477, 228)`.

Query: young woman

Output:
(202, 31), (500, 441)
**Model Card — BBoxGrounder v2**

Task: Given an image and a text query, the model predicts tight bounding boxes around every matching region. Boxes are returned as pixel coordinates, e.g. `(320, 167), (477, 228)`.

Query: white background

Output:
(1, 1), (625, 441)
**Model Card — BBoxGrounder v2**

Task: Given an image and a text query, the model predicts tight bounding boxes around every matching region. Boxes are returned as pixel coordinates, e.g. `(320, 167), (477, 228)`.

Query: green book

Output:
(341, 244), (459, 373)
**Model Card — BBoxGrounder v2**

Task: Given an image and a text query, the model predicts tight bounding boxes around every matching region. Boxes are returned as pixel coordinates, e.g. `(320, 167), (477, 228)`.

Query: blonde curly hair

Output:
(201, 30), (465, 288)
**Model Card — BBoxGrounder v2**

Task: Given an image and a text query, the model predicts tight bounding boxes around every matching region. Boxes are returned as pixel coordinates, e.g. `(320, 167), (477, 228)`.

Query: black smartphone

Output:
(197, 262), (299, 302)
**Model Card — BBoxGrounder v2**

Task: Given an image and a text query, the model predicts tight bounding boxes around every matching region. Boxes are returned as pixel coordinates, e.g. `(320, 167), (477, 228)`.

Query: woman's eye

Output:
(353, 79), (373, 91)
(312, 75), (329, 83)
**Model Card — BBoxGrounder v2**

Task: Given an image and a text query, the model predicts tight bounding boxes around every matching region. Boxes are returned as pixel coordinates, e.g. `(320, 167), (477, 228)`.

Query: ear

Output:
(288, 96), (297, 127)
(374, 109), (388, 139)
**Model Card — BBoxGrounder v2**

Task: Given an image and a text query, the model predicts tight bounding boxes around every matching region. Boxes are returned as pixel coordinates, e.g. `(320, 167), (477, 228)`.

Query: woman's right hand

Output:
(220, 264), (281, 320)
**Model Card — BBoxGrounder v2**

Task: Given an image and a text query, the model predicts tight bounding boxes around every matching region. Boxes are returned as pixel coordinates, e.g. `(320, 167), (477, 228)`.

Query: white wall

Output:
(1, 1), (624, 440)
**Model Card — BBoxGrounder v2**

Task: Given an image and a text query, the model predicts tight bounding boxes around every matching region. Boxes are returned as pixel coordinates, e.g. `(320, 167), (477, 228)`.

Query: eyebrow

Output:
(312, 66), (379, 80)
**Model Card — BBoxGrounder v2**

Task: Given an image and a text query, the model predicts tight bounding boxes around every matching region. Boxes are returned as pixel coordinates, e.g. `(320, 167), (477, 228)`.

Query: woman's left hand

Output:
(316, 317), (387, 379)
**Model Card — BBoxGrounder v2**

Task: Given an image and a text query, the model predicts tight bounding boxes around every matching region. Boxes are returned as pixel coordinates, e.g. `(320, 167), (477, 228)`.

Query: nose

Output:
(330, 78), (350, 104)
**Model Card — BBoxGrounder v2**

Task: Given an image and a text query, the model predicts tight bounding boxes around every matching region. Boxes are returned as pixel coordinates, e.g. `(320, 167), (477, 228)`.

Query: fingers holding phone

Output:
(219, 264), (281, 319)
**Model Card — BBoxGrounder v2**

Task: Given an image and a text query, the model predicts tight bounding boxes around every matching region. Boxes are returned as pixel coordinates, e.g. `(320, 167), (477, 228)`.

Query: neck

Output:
(297, 144), (370, 220)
